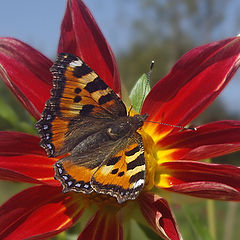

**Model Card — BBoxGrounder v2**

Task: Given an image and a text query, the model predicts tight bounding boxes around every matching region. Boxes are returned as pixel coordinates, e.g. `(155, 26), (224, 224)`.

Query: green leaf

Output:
(129, 73), (151, 113)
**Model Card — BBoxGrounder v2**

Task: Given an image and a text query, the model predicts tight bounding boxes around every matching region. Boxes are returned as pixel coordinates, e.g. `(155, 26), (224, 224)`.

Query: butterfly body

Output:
(36, 53), (148, 204)
(69, 114), (146, 155)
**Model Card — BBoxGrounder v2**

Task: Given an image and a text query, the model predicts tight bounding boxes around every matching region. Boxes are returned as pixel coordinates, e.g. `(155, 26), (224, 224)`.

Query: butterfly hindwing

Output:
(52, 127), (133, 196)
(54, 159), (97, 194)
(36, 53), (126, 157)
(91, 133), (145, 204)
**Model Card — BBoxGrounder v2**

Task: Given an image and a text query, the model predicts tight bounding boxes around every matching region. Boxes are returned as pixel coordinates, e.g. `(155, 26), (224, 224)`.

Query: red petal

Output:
(157, 120), (240, 161)
(158, 160), (240, 200)
(0, 37), (52, 120)
(58, 0), (121, 94)
(0, 131), (57, 185)
(0, 185), (83, 240)
(0, 131), (45, 156)
(143, 37), (240, 134)
(139, 192), (182, 240)
(0, 154), (58, 186)
(78, 210), (123, 240)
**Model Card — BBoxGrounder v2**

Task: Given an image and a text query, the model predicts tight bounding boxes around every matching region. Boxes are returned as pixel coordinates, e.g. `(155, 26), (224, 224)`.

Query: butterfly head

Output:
(130, 113), (148, 128)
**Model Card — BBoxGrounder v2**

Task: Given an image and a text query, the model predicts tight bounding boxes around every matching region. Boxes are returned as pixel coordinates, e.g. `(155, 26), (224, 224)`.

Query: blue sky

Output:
(0, 0), (240, 114)
(0, 1), (138, 58)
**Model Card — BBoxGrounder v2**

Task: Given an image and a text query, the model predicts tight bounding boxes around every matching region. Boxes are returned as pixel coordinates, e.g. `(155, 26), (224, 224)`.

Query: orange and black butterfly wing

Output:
(54, 161), (96, 194)
(53, 142), (108, 195)
(52, 132), (130, 195)
(36, 53), (126, 157)
(91, 133), (145, 203)
(54, 155), (100, 194)
(53, 132), (145, 202)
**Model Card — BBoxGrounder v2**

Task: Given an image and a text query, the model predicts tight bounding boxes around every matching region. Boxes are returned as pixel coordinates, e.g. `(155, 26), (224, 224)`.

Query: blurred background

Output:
(0, 0), (240, 239)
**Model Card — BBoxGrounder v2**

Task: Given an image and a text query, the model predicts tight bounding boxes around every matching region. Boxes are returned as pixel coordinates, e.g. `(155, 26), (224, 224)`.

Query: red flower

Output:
(1, 1), (240, 239)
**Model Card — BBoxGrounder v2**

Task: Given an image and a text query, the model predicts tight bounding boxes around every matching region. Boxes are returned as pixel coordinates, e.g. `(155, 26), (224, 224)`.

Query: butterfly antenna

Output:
(139, 60), (155, 111)
(144, 120), (197, 131)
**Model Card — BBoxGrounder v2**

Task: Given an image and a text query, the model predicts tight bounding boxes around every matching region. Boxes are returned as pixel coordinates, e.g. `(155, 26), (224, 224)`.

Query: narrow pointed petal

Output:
(78, 210), (123, 240)
(156, 120), (240, 162)
(0, 154), (58, 185)
(142, 37), (240, 137)
(156, 160), (240, 201)
(58, 0), (121, 94)
(0, 131), (45, 155)
(0, 37), (52, 120)
(139, 192), (182, 240)
(0, 185), (84, 240)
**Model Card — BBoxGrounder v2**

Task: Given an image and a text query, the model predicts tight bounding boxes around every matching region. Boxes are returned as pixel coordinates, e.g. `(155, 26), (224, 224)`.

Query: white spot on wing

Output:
(70, 60), (83, 67)
(58, 167), (63, 174)
(67, 181), (73, 186)
(62, 175), (68, 180)
(133, 179), (144, 189)
(46, 143), (52, 149)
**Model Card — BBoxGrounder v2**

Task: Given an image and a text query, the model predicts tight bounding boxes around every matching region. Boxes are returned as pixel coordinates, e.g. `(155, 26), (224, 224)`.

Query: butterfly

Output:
(36, 53), (148, 204)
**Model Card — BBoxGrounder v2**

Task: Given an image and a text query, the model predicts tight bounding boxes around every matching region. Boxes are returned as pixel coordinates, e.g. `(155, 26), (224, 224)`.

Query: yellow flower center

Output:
(138, 127), (157, 191)
(141, 121), (176, 189)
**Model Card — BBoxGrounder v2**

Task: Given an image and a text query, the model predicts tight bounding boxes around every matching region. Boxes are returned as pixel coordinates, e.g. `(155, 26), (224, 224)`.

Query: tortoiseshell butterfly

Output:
(36, 53), (148, 204)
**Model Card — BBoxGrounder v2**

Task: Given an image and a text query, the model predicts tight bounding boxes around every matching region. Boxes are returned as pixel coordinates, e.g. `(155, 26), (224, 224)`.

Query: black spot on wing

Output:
(74, 87), (81, 94)
(98, 93), (114, 105)
(118, 171), (124, 177)
(111, 169), (118, 174)
(73, 65), (92, 78)
(106, 156), (121, 166)
(73, 96), (81, 103)
(84, 77), (108, 93)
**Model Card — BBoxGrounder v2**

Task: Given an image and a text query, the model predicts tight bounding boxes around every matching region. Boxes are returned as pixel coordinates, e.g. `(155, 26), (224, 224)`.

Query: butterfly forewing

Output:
(36, 53), (126, 157)
(50, 53), (126, 118)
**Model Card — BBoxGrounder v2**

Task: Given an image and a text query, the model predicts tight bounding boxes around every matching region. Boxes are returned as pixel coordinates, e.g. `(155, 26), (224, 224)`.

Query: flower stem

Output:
(207, 199), (216, 240)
